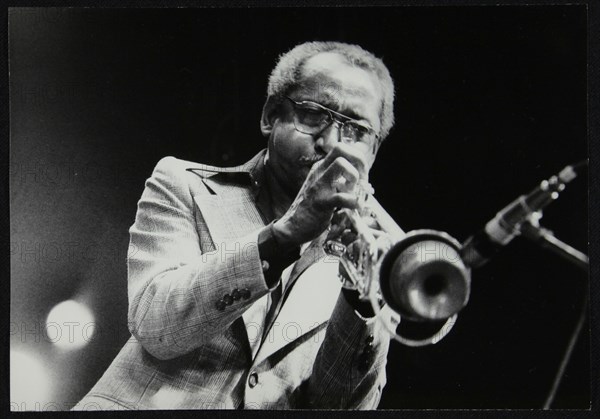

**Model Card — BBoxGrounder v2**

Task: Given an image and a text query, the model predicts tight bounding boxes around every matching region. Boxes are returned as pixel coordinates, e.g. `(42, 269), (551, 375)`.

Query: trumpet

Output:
(323, 161), (586, 346)
(323, 192), (471, 346)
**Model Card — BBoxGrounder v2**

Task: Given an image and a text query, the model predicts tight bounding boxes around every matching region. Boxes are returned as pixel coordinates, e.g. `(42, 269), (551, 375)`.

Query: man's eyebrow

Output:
(326, 101), (369, 123)
(337, 107), (365, 122)
(293, 88), (373, 124)
(298, 94), (362, 121)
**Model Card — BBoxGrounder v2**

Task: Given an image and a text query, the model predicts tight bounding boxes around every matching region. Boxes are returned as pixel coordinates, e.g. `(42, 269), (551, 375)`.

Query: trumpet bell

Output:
(379, 230), (471, 321)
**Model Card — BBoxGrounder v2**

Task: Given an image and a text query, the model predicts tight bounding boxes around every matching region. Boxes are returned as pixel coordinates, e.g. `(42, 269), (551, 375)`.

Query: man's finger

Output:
(319, 143), (368, 180)
(325, 192), (361, 210)
(320, 157), (359, 192)
(364, 214), (380, 229)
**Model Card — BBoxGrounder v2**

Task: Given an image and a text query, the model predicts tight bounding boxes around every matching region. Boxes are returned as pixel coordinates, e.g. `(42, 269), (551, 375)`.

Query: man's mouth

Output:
(298, 155), (324, 167)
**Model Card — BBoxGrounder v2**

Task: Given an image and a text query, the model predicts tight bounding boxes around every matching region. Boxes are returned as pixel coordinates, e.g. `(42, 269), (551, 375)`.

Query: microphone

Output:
(460, 161), (585, 268)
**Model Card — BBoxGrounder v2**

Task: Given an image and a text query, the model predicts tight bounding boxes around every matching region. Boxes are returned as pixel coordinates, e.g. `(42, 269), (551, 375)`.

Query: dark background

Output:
(9, 6), (589, 409)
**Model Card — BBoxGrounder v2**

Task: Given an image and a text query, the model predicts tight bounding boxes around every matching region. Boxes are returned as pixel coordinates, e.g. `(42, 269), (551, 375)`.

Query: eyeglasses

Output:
(285, 96), (379, 150)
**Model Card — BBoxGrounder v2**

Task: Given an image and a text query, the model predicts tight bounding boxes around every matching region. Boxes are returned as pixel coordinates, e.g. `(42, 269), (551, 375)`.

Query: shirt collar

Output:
(245, 149), (267, 196)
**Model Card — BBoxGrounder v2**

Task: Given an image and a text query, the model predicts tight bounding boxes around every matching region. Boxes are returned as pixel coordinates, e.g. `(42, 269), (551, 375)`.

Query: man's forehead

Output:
(295, 78), (371, 104)
(292, 52), (382, 124)
(296, 52), (380, 101)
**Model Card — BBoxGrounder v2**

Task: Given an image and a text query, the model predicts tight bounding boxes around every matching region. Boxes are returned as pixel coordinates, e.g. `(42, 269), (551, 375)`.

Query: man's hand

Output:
(273, 143), (370, 247)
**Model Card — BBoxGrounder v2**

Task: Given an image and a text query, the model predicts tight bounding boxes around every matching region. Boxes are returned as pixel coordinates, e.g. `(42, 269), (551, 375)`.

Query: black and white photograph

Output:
(8, 5), (591, 412)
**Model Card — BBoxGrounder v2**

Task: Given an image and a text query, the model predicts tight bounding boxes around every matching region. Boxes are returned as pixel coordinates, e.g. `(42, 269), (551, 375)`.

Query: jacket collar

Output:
(186, 149), (274, 222)
(186, 149), (266, 192)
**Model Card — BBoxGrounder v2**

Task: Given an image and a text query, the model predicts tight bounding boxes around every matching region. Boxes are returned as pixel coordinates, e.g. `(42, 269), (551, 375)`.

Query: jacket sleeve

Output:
(303, 293), (399, 409)
(126, 157), (272, 360)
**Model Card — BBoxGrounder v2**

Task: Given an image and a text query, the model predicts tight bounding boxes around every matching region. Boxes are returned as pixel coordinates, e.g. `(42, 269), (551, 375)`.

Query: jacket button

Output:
(232, 288), (241, 301)
(366, 334), (374, 344)
(223, 294), (233, 306)
(248, 372), (259, 388)
(241, 288), (251, 300)
(216, 300), (226, 311)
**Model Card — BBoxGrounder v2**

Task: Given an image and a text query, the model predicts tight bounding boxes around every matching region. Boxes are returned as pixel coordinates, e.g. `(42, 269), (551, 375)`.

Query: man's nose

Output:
(314, 122), (341, 153)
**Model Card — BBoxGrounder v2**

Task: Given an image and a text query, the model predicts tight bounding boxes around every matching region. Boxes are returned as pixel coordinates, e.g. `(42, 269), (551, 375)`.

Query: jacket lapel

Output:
(189, 154), (271, 360)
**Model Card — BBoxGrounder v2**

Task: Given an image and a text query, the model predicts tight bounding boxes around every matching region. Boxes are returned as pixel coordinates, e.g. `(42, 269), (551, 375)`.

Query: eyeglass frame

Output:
(284, 96), (380, 152)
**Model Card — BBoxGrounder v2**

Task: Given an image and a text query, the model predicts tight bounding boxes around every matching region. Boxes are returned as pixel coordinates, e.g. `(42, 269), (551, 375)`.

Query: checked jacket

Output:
(75, 149), (398, 410)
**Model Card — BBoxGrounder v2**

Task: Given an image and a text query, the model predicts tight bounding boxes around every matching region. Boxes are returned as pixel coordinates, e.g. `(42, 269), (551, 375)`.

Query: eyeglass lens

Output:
(292, 103), (372, 144)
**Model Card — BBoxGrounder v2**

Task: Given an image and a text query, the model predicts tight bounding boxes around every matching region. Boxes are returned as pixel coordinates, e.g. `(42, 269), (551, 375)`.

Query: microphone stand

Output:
(520, 219), (589, 272)
(519, 217), (589, 409)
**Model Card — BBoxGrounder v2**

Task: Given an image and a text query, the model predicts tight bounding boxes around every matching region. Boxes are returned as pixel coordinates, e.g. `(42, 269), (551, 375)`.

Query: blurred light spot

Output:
(45, 300), (95, 350)
(10, 350), (51, 410)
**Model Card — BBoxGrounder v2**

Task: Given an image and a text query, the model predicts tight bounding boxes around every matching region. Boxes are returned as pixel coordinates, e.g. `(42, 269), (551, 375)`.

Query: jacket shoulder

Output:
(147, 156), (220, 199)
(155, 156), (231, 180)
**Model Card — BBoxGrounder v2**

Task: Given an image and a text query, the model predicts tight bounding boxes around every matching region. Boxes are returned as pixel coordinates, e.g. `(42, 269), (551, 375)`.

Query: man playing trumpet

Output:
(75, 41), (398, 410)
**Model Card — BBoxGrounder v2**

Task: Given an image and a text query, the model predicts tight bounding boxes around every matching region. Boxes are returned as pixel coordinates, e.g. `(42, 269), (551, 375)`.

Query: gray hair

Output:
(267, 41), (395, 140)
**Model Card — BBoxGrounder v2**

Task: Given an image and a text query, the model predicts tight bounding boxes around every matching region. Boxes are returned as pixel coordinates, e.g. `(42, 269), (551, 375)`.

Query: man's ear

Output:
(260, 96), (281, 137)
